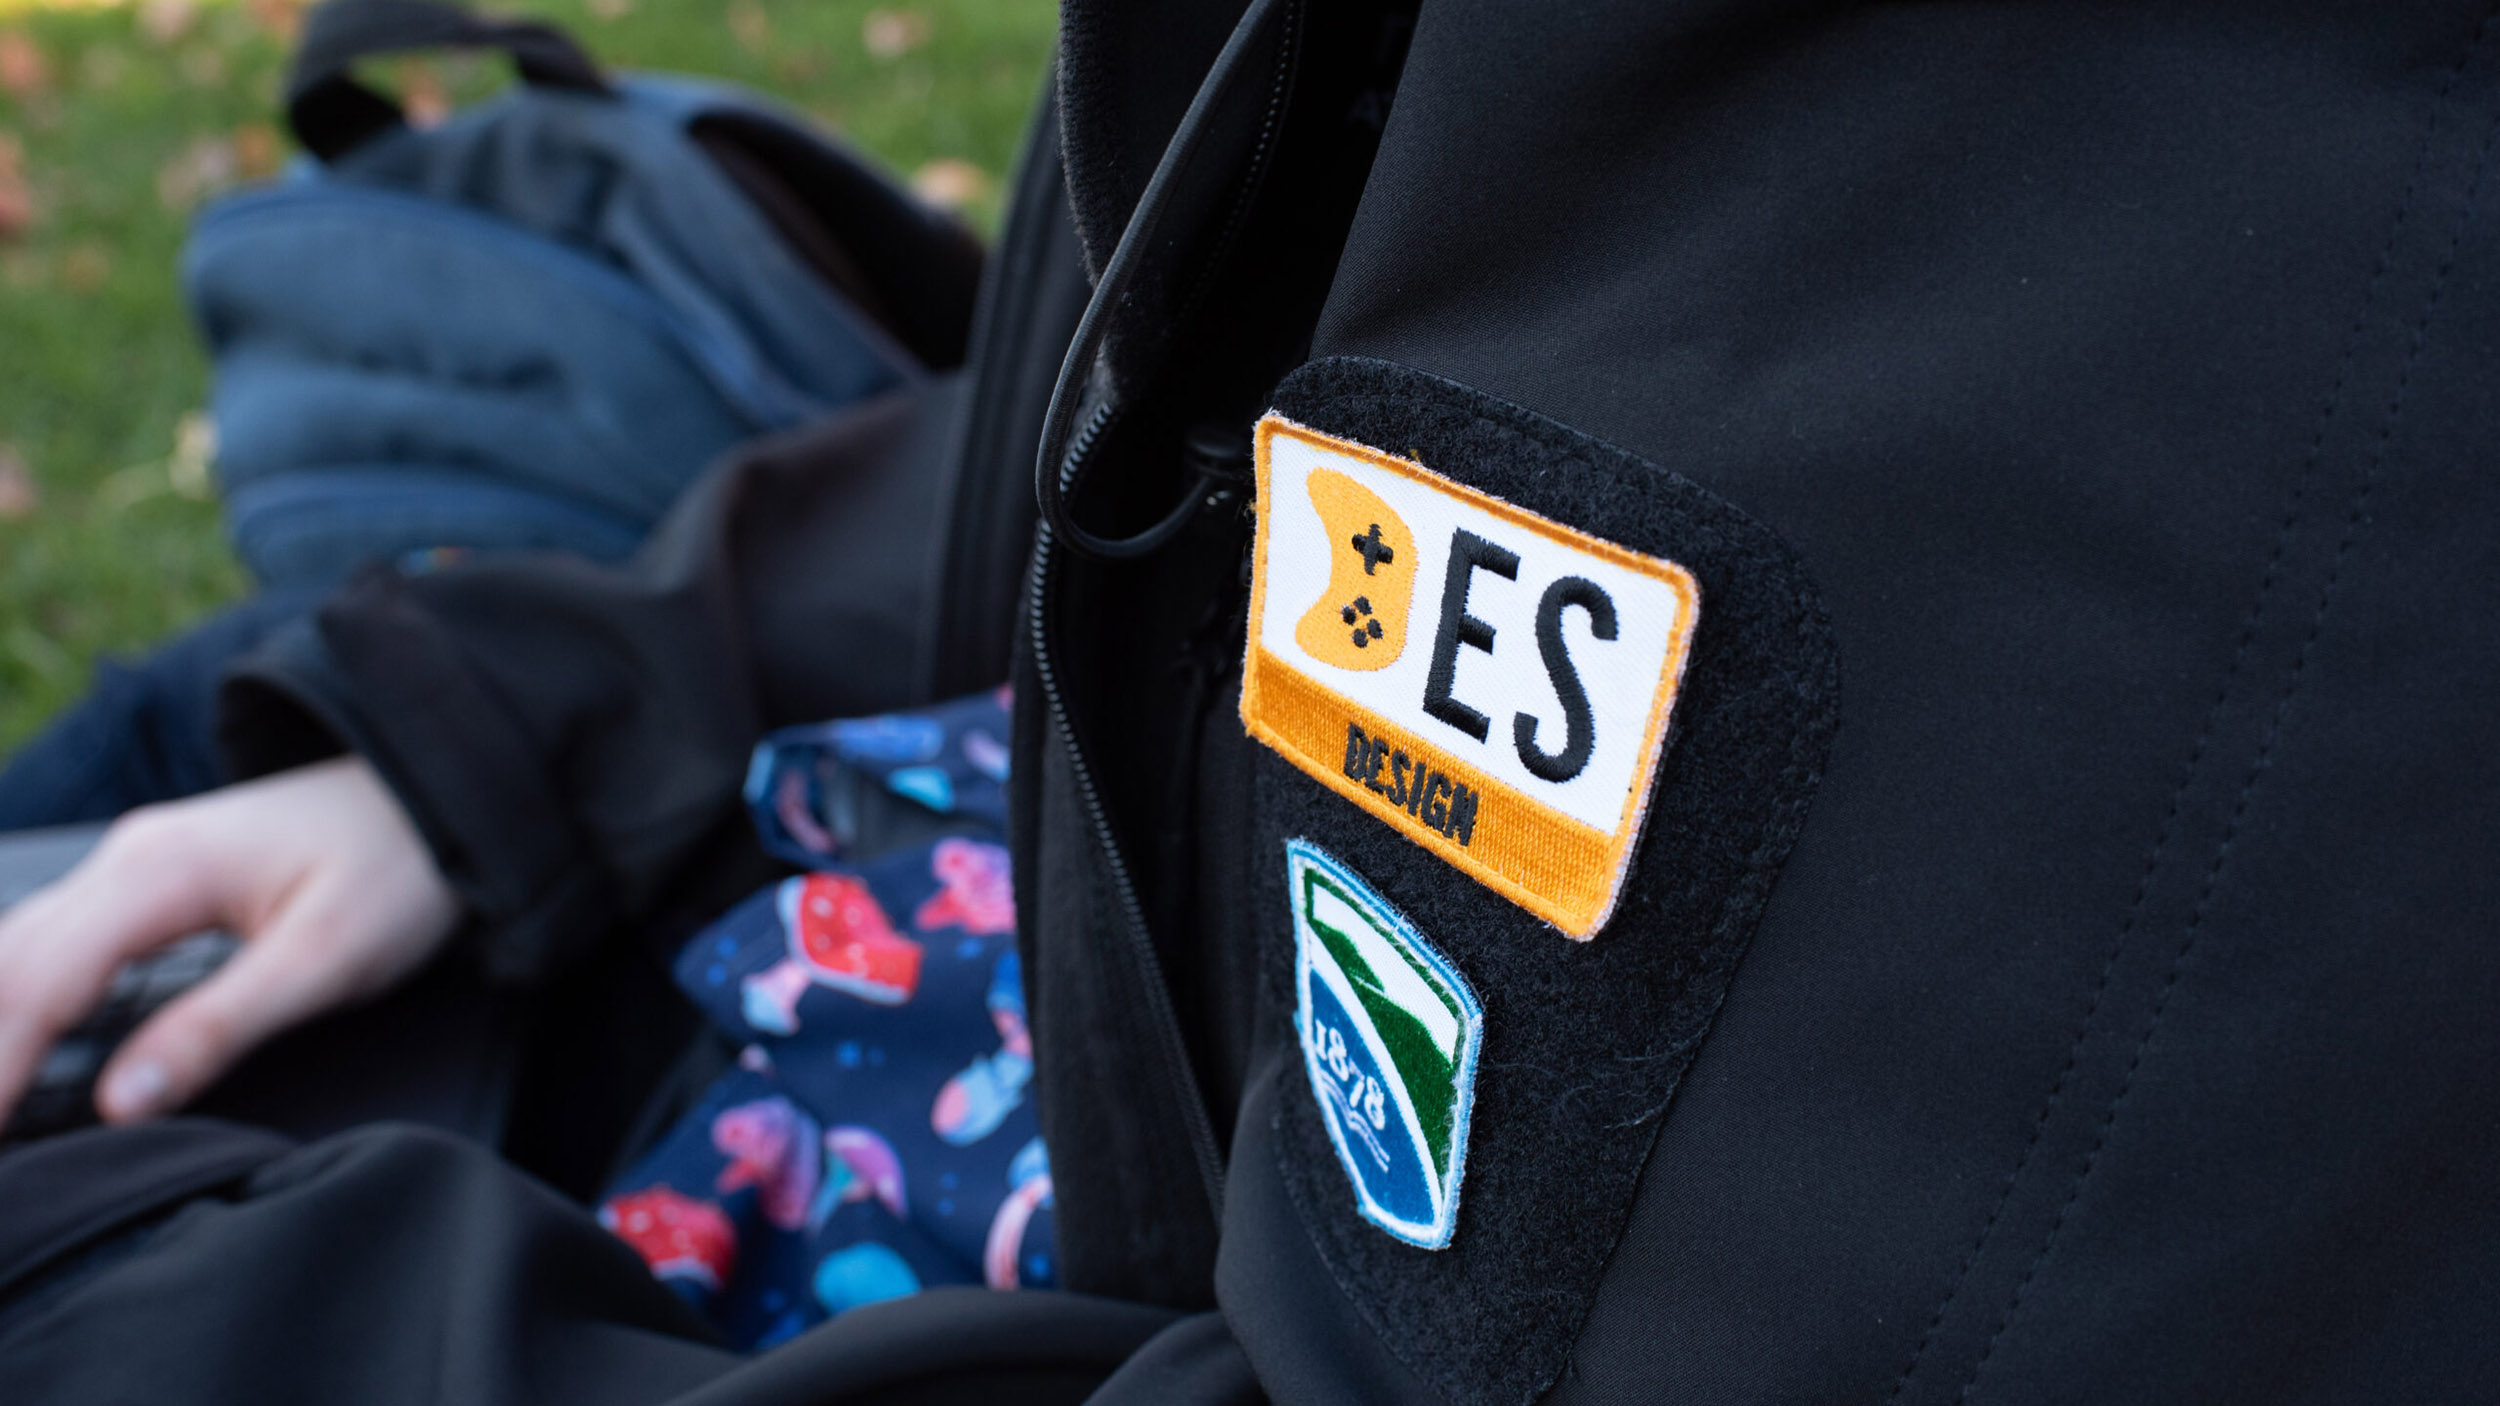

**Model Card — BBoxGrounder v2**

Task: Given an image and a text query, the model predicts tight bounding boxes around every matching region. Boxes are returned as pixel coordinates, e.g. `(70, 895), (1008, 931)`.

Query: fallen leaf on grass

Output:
(862, 8), (930, 60)
(0, 131), (33, 241)
(60, 242), (109, 291)
(169, 411), (216, 498)
(0, 446), (36, 521)
(730, 0), (765, 51)
(0, 30), (50, 102)
(232, 122), (283, 179)
(396, 58), (449, 127)
(910, 158), (988, 212)
(98, 411), (216, 511)
(728, 0), (770, 53)
(771, 52), (824, 84)
(158, 134), (238, 212)
(585, 0), (633, 19)
(243, 0), (306, 43)
(137, 0), (199, 46)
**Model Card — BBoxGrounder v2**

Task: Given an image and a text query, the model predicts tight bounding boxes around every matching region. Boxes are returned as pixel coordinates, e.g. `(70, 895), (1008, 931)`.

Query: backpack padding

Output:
(189, 185), (763, 524)
(186, 0), (951, 588)
(687, 109), (985, 372)
(222, 468), (646, 588)
(317, 80), (921, 424)
(283, 0), (979, 374)
(691, 127), (893, 340)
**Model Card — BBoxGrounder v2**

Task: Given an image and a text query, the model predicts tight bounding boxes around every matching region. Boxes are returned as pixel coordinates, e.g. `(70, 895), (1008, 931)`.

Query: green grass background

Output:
(0, 0), (1056, 756)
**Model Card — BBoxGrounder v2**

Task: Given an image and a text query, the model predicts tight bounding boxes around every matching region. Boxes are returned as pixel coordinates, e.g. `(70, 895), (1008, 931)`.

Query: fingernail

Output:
(103, 1060), (168, 1119)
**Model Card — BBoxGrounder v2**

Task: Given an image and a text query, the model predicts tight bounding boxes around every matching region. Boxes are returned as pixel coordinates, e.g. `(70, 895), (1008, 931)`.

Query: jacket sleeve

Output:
(215, 378), (963, 984)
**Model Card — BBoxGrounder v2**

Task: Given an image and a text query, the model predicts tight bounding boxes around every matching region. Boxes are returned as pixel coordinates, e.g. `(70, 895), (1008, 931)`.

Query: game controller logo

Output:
(1241, 414), (1701, 939)
(1287, 839), (1482, 1250)
(1293, 469), (1415, 671)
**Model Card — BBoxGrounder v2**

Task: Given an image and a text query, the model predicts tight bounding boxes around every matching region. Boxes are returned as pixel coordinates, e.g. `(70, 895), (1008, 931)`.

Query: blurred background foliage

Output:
(0, 0), (1056, 752)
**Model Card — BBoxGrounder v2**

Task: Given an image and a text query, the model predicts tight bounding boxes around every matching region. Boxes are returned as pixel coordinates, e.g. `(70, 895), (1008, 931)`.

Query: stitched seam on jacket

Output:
(1953, 42), (2500, 1405)
(1885, 6), (2500, 1397)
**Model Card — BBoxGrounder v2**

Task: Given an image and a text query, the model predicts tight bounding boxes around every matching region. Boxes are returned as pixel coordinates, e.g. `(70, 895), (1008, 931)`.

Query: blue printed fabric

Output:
(742, 685), (1014, 869)
(598, 686), (1049, 1350)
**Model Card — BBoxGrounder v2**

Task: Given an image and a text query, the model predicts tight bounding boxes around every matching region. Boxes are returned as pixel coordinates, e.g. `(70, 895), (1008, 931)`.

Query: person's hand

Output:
(0, 756), (460, 1126)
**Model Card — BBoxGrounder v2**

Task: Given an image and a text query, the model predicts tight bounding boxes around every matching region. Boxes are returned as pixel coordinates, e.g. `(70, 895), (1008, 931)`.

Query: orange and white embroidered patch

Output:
(1241, 414), (1700, 939)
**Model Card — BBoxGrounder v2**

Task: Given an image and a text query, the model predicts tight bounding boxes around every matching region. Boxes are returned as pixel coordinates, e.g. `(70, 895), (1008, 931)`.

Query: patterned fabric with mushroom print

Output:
(597, 687), (1052, 1351)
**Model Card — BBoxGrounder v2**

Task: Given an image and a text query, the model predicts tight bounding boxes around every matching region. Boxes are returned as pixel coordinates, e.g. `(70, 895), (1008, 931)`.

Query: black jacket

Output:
(216, 1), (2500, 1401)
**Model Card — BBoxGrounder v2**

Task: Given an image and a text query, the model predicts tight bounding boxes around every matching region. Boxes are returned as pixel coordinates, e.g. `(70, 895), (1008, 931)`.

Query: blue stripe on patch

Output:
(1286, 838), (1483, 1250)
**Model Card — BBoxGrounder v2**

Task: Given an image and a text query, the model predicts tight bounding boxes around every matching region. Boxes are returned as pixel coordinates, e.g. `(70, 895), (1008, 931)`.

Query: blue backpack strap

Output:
(286, 0), (613, 161)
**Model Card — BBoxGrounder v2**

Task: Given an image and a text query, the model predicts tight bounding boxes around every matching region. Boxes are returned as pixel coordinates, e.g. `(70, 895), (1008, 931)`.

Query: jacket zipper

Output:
(1028, 421), (1230, 1216)
(1016, 0), (1313, 1226)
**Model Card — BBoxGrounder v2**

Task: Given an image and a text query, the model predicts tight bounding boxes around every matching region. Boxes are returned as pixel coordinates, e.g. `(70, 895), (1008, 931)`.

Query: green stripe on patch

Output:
(1289, 839), (1485, 1250)
(1304, 868), (1465, 1174)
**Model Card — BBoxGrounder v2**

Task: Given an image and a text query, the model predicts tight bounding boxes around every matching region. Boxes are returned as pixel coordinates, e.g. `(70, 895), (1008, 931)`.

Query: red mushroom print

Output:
(599, 1187), (737, 1293)
(741, 873), (925, 1034)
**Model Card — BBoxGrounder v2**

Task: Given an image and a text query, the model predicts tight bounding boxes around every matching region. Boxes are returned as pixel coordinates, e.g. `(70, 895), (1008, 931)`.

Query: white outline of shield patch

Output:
(1288, 837), (1484, 1250)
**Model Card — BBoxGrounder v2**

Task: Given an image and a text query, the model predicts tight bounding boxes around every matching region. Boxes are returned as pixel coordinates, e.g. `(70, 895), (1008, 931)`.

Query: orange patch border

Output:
(1241, 413), (1702, 940)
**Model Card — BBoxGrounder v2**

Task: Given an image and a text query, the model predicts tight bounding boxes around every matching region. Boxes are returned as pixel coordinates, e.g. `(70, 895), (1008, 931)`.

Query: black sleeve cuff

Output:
(216, 568), (617, 985)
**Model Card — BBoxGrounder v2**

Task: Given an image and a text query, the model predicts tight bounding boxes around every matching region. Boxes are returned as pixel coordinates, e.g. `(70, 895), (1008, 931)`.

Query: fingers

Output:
(96, 908), (348, 1123)
(0, 809), (232, 1122)
(0, 759), (461, 1128)
(94, 763), (460, 1122)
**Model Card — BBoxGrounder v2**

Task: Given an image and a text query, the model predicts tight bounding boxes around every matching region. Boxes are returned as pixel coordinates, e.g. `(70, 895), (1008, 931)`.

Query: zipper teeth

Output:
(1064, 397), (1115, 479)
(1028, 495), (1230, 1216)
(1018, 0), (1310, 1219)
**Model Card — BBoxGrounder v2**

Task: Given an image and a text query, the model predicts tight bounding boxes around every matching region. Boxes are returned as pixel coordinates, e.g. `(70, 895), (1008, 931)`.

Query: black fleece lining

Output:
(1249, 358), (1841, 1405)
(1053, 0), (1256, 280)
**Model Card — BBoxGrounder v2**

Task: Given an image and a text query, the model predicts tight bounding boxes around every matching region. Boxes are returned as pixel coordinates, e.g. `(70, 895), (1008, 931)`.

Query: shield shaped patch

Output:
(1287, 838), (1485, 1250)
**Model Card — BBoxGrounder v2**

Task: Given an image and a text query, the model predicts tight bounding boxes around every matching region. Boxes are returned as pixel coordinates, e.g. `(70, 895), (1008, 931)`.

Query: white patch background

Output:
(1261, 430), (1690, 834)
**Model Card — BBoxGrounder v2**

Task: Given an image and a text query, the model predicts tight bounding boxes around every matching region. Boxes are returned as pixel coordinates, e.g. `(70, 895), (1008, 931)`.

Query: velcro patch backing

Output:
(1242, 414), (1700, 938)
(1245, 356), (1838, 1406)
